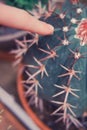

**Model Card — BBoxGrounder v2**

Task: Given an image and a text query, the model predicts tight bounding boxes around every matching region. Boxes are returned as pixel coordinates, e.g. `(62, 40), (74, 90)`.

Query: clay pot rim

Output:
(0, 52), (51, 130)
(17, 64), (51, 130)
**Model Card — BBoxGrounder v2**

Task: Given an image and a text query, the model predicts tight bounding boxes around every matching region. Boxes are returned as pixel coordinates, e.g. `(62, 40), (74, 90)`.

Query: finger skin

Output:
(0, 3), (54, 35)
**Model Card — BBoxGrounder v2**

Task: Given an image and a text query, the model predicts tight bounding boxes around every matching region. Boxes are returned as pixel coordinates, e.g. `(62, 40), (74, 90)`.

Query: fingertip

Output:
(41, 22), (54, 35)
(26, 14), (54, 35)
(46, 24), (54, 35)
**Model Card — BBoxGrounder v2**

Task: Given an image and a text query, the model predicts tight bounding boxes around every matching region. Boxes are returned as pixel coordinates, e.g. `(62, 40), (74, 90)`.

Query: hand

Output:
(0, 3), (54, 35)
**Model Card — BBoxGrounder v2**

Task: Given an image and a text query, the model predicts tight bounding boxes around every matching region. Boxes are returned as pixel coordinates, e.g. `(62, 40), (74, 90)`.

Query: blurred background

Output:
(0, 0), (87, 130)
(6, 0), (48, 9)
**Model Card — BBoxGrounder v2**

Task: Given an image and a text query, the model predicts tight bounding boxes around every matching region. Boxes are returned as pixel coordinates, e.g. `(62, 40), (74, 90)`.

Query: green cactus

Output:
(11, 0), (87, 129)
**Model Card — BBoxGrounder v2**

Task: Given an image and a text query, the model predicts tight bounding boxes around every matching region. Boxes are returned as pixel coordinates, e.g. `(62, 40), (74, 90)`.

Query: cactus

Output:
(11, 0), (87, 129)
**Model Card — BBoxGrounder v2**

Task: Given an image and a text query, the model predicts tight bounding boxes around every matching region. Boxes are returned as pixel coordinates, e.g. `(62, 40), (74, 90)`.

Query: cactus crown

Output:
(11, 0), (87, 129)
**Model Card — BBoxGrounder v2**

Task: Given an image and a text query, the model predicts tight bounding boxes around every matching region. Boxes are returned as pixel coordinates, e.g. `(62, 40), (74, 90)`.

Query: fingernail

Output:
(47, 24), (54, 34)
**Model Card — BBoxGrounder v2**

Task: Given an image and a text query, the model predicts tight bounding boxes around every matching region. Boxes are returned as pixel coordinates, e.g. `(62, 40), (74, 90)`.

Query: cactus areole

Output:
(16, 0), (87, 129)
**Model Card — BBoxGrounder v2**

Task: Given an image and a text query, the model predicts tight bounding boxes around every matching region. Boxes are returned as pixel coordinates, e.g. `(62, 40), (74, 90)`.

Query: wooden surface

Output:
(0, 103), (26, 130)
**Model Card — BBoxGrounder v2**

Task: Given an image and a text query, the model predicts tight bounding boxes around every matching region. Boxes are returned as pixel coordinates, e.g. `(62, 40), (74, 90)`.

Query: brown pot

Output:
(17, 64), (51, 130)
(0, 52), (51, 130)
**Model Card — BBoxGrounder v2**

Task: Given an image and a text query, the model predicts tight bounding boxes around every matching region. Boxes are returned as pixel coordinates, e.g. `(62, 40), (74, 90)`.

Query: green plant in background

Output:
(11, 0), (87, 129)
(6, 0), (48, 9)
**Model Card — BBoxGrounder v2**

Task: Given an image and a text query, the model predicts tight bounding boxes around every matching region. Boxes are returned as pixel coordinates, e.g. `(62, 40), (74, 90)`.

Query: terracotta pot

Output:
(17, 64), (51, 130)
(0, 51), (51, 130)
